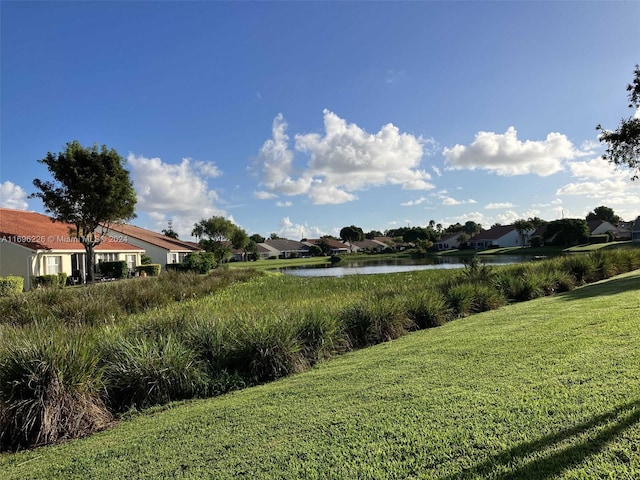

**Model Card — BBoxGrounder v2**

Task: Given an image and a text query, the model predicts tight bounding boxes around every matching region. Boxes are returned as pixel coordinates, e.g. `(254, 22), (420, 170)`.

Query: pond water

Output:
(277, 255), (544, 278)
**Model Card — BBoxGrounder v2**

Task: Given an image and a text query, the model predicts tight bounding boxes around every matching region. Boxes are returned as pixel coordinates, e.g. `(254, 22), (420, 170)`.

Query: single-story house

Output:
(351, 238), (388, 253)
(468, 224), (533, 249)
(261, 239), (311, 258)
(302, 238), (349, 255)
(587, 220), (617, 236)
(632, 216), (640, 242)
(104, 223), (201, 268)
(434, 232), (465, 251)
(0, 208), (144, 289)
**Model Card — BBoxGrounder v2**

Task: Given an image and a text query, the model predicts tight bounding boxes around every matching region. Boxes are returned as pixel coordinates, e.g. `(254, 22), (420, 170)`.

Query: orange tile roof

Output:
(0, 208), (143, 252)
(104, 223), (201, 252)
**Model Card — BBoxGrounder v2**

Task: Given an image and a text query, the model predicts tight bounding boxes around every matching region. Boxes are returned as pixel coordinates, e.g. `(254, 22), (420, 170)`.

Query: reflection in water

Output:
(278, 255), (537, 278)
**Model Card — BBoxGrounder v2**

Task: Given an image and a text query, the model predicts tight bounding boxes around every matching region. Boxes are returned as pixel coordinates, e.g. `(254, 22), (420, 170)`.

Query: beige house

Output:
(103, 223), (201, 268)
(0, 208), (144, 289)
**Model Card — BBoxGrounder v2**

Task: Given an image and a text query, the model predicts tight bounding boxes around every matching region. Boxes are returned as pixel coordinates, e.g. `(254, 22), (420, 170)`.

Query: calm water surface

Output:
(278, 255), (542, 278)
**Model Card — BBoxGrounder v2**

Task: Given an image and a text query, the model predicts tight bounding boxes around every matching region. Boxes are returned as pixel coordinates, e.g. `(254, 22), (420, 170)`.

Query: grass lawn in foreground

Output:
(1, 271), (639, 479)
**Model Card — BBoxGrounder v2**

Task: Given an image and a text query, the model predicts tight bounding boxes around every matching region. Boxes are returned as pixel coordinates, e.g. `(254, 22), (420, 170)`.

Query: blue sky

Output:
(2, 1), (639, 239)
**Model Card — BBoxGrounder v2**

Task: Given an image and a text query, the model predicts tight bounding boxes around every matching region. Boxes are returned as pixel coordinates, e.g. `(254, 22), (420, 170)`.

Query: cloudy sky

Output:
(1, 1), (639, 239)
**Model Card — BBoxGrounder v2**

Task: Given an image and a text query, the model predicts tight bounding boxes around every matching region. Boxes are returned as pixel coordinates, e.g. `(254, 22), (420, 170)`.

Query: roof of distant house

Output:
(0, 208), (143, 252)
(264, 238), (309, 252)
(105, 223), (201, 252)
(469, 224), (517, 241)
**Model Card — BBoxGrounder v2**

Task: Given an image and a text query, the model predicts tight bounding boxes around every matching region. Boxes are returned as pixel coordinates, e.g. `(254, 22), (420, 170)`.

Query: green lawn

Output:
(1, 271), (639, 479)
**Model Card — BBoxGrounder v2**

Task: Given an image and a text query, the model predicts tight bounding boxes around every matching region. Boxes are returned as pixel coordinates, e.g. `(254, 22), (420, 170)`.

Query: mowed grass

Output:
(1, 271), (639, 479)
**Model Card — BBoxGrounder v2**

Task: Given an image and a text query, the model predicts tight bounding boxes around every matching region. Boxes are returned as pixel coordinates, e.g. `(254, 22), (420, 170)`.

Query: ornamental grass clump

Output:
(340, 296), (413, 349)
(100, 334), (207, 412)
(225, 314), (305, 383)
(404, 289), (452, 329)
(294, 310), (347, 366)
(0, 328), (112, 451)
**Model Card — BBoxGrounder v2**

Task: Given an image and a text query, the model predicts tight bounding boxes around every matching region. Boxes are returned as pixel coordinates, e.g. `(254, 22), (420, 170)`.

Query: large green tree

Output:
(586, 205), (621, 226)
(339, 225), (364, 246)
(192, 216), (247, 263)
(31, 141), (137, 283)
(542, 219), (590, 247)
(597, 64), (640, 179)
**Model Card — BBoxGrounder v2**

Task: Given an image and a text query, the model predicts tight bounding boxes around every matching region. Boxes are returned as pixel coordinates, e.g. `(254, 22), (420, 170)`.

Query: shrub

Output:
(182, 252), (217, 274)
(589, 234), (610, 244)
(0, 276), (23, 296)
(135, 264), (161, 276)
(99, 261), (128, 279)
(0, 329), (112, 451)
(32, 274), (61, 288)
(530, 235), (543, 248)
(57, 272), (68, 287)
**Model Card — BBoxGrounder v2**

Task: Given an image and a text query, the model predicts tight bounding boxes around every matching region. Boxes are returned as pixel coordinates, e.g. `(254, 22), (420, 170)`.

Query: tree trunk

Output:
(84, 243), (95, 284)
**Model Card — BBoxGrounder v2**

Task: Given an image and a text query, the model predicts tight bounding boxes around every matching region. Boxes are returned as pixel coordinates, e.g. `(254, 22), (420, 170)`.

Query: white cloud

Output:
(276, 217), (325, 240)
(442, 197), (476, 206)
(556, 154), (640, 220)
(567, 157), (620, 179)
(401, 196), (428, 206)
(257, 110), (434, 205)
(443, 127), (588, 176)
(432, 166), (442, 177)
(0, 181), (28, 210)
(128, 154), (226, 237)
(193, 160), (222, 178)
(485, 202), (515, 209)
(254, 190), (278, 200)
(276, 201), (292, 207)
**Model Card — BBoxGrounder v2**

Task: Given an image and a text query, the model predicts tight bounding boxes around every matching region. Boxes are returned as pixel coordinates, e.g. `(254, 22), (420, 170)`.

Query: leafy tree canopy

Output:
(250, 233), (266, 244)
(31, 140), (137, 282)
(586, 205), (621, 226)
(597, 64), (640, 179)
(192, 216), (247, 263)
(542, 219), (590, 247)
(339, 225), (364, 243)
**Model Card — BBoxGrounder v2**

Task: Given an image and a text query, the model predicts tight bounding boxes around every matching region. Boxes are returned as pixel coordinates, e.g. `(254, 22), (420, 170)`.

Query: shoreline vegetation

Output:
(0, 245), (639, 455)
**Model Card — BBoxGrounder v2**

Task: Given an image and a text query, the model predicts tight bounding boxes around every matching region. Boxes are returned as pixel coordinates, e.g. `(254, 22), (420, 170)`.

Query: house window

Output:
(170, 253), (179, 264)
(45, 256), (61, 275)
(126, 255), (136, 271)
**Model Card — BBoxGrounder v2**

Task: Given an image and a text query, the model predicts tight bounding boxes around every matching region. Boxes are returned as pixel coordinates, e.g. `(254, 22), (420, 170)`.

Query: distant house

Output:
(633, 216), (640, 242)
(352, 238), (388, 253)
(0, 208), (144, 289)
(262, 239), (310, 258)
(587, 220), (617, 236)
(468, 224), (532, 249)
(104, 223), (201, 268)
(302, 238), (349, 255)
(434, 232), (464, 251)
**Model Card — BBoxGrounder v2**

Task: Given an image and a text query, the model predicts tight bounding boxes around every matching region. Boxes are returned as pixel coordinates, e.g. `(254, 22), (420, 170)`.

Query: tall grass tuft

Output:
(340, 296), (413, 349)
(0, 328), (112, 451)
(442, 282), (475, 317)
(100, 334), (207, 412)
(225, 315), (304, 383)
(404, 289), (452, 329)
(295, 310), (347, 366)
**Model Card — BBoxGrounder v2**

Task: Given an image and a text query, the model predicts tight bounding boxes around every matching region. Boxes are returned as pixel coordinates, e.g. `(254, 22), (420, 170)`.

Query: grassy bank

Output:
(1, 269), (639, 478)
(1, 249), (639, 452)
